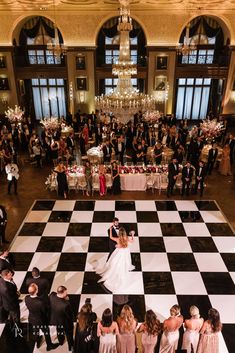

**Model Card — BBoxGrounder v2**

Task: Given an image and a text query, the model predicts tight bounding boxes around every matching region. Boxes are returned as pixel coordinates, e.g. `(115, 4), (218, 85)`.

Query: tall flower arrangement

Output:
(40, 116), (60, 130)
(143, 110), (160, 123)
(200, 119), (224, 140)
(5, 105), (24, 123)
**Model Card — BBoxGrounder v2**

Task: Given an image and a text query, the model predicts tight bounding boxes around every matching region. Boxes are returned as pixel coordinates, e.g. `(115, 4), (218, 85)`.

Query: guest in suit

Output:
(66, 133), (75, 155)
(49, 286), (74, 351)
(194, 161), (207, 196)
(226, 133), (235, 165)
(0, 247), (14, 273)
(26, 267), (50, 305)
(107, 217), (119, 261)
(102, 141), (112, 163)
(0, 269), (20, 323)
(207, 143), (218, 175)
(25, 283), (59, 351)
(181, 161), (194, 196)
(0, 205), (8, 244)
(167, 158), (179, 197)
(173, 146), (184, 165)
(5, 160), (19, 195)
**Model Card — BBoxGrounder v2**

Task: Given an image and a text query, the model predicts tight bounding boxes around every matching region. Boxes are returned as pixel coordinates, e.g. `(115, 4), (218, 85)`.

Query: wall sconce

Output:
(78, 91), (86, 103)
(0, 93), (9, 106)
(230, 91), (235, 102)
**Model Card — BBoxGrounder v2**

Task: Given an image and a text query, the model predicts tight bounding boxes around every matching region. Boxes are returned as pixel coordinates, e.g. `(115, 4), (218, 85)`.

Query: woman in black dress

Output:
(54, 161), (68, 199)
(112, 161), (121, 194)
(154, 142), (163, 165)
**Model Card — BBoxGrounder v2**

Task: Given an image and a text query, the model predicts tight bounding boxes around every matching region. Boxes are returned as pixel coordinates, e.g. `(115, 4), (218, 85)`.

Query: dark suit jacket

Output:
(168, 162), (179, 181)
(0, 257), (14, 273)
(208, 148), (218, 163)
(25, 295), (48, 325)
(49, 292), (74, 329)
(182, 166), (194, 182)
(102, 145), (112, 161)
(26, 276), (50, 303)
(195, 166), (207, 180)
(108, 226), (119, 255)
(0, 277), (19, 312)
(0, 206), (7, 224)
(66, 136), (75, 149)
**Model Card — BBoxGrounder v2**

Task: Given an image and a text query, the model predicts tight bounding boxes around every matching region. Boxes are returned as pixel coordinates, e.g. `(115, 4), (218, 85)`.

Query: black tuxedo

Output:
(0, 205), (7, 243)
(0, 256), (14, 273)
(49, 292), (74, 348)
(66, 136), (75, 151)
(167, 162), (179, 196)
(194, 165), (207, 196)
(207, 148), (218, 174)
(181, 166), (194, 196)
(0, 277), (20, 323)
(103, 144), (112, 162)
(107, 225), (119, 260)
(26, 276), (50, 304)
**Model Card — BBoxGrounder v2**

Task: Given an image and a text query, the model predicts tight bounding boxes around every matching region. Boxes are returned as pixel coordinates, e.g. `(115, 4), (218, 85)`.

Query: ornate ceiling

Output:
(0, 0), (235, 10)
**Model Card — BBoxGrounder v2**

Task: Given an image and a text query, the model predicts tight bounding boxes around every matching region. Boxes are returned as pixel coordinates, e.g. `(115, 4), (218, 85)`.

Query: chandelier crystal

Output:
(95, 0), (155, 123)
(177, 23), (197, 56)
(5, 105), (24, 124)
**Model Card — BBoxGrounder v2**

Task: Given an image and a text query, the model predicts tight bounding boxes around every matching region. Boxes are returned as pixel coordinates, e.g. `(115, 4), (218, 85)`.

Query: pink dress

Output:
(99, 173), (106, 195)
(197, 322), (220, 353)
(141, 332), (158, 353)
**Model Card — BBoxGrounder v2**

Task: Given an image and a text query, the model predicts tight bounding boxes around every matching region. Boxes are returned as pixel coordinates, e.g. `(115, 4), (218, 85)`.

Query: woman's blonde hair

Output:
(118, 227), (128, 248)
(190, 305), (200, 319)
(170, 304), (181, 317)
(119, 305), (135, 330)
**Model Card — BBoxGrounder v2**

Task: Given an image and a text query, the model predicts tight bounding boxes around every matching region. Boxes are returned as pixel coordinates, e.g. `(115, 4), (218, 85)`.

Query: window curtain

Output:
(176, 87), (185, 119)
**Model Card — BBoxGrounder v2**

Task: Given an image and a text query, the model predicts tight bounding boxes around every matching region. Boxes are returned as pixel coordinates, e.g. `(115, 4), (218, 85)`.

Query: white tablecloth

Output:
(120, 173), (147, 191)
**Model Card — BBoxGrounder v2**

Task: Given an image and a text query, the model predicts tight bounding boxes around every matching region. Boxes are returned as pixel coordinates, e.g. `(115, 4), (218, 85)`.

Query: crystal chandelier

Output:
(47, 0), (67, 58)
(95, 0), (155, 123)
(5, 105), (24, 124)
(177, 23), (197, 56)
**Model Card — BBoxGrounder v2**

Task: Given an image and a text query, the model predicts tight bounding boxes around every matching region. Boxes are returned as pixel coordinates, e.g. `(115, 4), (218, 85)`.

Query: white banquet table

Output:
(120, 173), (147, 191)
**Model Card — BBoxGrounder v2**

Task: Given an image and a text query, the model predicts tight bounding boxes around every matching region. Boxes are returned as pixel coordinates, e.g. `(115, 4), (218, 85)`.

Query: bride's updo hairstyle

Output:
(118, 227), (128, 248)
(190, 305), (200, 319)
(119, 305), (135, 330)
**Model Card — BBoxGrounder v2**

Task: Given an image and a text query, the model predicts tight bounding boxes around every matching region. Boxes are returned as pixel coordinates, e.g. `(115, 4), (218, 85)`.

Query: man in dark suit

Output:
(49, 286), (74, 352)
(167, 158), (179, 197)
(66, 133), (75, 154)
(207, 143), (218, 175)
(102, 141), (112, 163)
(0, 205), (8, 244)
(25, 283), (59, 351)
(26, 267), (50, 305)
(194, 161), (207, 196)
(0, 269), (20, 323)
(0, 247), (14, 273)
(226, 134), (235, 165)
(181, 161), (194, 196)
(107, 217), (119, 260)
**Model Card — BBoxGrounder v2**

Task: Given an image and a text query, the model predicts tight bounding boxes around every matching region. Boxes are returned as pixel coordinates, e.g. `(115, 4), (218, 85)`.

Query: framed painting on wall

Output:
(156, 56), (168, 70)
(0, 77), (9, 90)
(76, 55), (86, 70)
(76, 77), (87, 90)
(155, 76), (167, 91)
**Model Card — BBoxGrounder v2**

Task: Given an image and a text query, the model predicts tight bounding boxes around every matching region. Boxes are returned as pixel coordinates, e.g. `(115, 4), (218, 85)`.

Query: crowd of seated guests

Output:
(0, 249), (222, 353)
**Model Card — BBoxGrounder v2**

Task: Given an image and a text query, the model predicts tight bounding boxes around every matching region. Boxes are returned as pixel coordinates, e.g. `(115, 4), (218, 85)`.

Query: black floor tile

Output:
(139, 237), (165, 252)
(179, 211), (203, 222)
(11, 253), (34, 271)
(88, 237), (110, 252)
(92, 211), (115, 223)
(74, 201), (95, 211)
(195, 200), (219, 211)
(67, 223), (91, 236)
(168, 253), (198, 271)
(206, 223), (234, 236)
(201, 272), (235, 294)
(57, 253), (87, 271)
(188, 237), (218, 252)
(36, 237), (65, 252)
(48, 211), (72, 222)
(131, 253), (142, 271)
(18, 223), (46, 237)
(20, 271), (55, 294)
(161, 223), (186, 237)
(68, 294), (80, 321)
(82, 272), (109, 294)
(177, 295), (212, 320)
(120, 223), (138, 236)
(0, 322), (35, 353)
(113, 295), (146, 322)
(136, 211), (159, 223)
(32, 200), (55, 211)
(222, 324), (235, 353)
(220, 253), (235, 271)
(143, 272), (175, 294)
(155, 201), (177, 211)
(115, 201), (136, 211)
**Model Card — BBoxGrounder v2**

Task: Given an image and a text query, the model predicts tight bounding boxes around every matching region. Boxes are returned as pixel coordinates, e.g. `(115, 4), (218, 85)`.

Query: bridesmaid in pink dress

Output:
(99, 164), (106, 196)
(182, 305), (204, 353)
(116, 305), (137, 353)
(137, 310), (161, 353)
(197, 308), (222, 353)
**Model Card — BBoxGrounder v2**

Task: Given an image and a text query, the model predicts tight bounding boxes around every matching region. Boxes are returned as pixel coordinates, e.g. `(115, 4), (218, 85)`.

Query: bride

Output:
(96, 227), (135, 293)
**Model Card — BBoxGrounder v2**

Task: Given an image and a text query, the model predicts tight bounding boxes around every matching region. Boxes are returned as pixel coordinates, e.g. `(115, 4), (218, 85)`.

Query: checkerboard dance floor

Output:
(1, 200), (235, 353)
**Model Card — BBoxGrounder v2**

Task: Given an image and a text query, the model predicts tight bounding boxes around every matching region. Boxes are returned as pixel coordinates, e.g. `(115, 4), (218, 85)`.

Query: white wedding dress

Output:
(96, 246), (135, 293)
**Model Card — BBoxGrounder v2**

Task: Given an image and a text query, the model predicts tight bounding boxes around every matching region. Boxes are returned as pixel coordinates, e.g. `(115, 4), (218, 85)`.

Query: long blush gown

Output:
(197, 323), (220, 353)
(141, 332), (158, 353)
(159, 330), (179, 353)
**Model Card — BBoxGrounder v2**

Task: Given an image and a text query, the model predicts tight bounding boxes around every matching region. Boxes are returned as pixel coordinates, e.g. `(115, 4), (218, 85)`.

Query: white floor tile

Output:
(25, 211), (51, 223)
(113, 272), (144, 294)
(194, 253), (228, 272)
(53, 200), (75, 211)
(42, 222), (69, 237)
(145, 294), (178, 322)
(209, 295), (235, 323)
(135, 200), (157, 211)
(164, 237), (192, 253)
(115, 211), (137, 223)
(183, 223), (211, 237)
(129, 237), (140, 252)
(172, 272), (207, 294)
(141, 253), (170, 272)
(200, 211), (226, 223)
(0, 324), (5, 337)
(230, 272), (235, 285)
(71, 211), (94, 223)
(138, 223), (162, 237)
(175, 200), (198, 211)
(218, 332), (229, 353)
(13, 271), (26, 290)
(94, 201), (115, 211)
(213, 237), (235, 253)
(85, 252), (108, 272)
(51, 271), (84, 294)
(29, 252), (61, 271)
(62, 237), (90, 253)
(90, 223), (111, 237)
(10, 236), (41, 252)
(157, 211), (181, 223)
(79, 294), (113, 321)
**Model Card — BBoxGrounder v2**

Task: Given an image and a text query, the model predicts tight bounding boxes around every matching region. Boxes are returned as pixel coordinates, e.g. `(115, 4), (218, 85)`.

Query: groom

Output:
(107, 217), (119, 261)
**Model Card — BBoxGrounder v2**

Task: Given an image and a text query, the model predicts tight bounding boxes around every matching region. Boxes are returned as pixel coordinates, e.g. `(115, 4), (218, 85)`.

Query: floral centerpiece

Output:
(5, 105), (24, 124)
(40, 116), (60, 131)
(143, 110), (160, 123)
(200, 119), (224, 141)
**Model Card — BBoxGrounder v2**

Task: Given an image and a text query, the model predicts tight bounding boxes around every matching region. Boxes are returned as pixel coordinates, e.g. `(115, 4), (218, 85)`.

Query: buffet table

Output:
(120, 173), (147, 191)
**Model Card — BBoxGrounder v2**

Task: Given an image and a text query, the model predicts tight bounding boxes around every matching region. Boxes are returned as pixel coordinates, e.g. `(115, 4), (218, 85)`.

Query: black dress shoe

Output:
(46, 343), (60, 351)
(36, 335), (43, 348)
